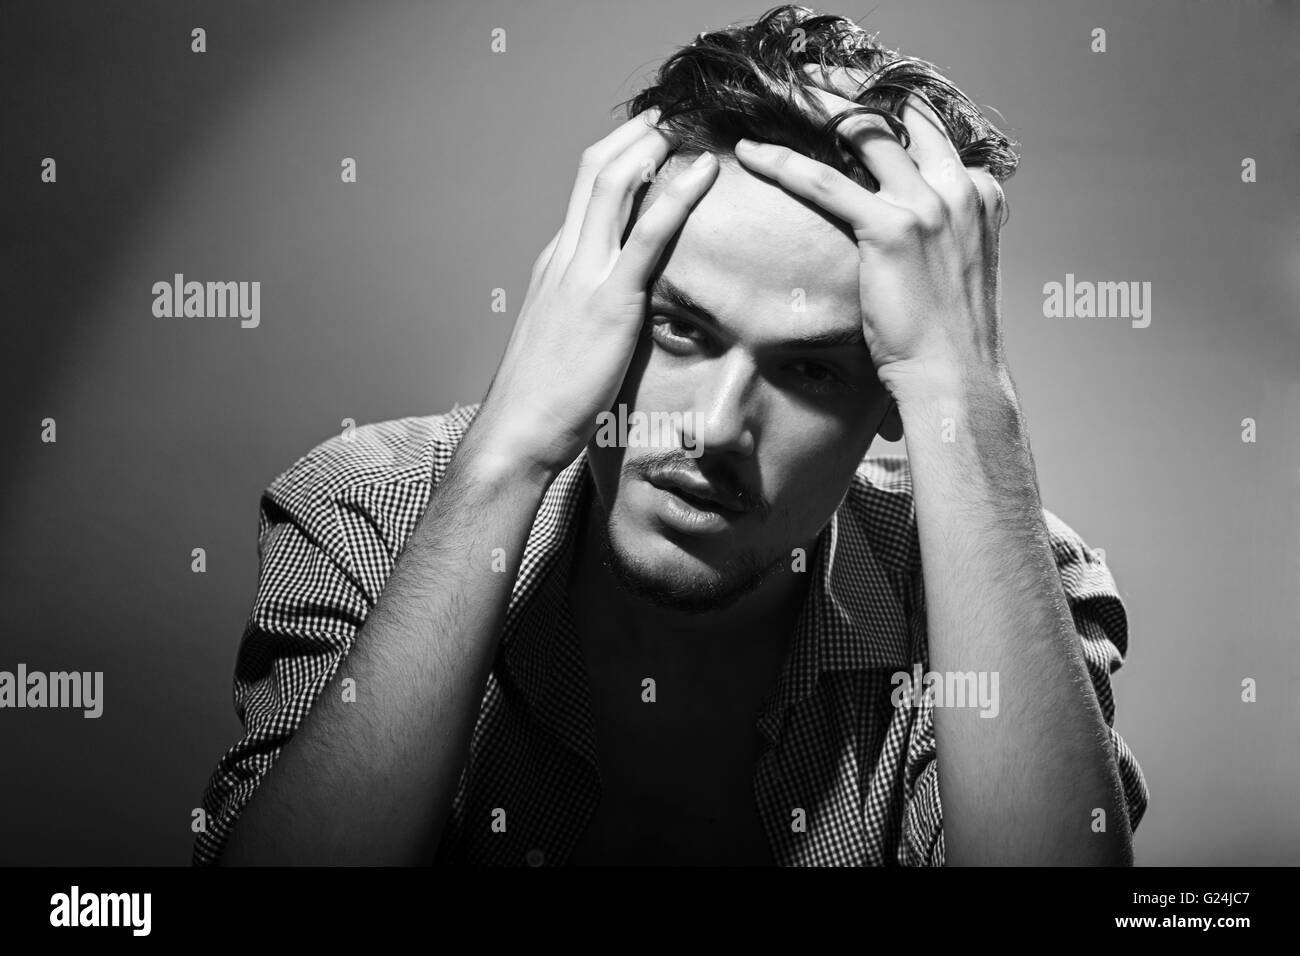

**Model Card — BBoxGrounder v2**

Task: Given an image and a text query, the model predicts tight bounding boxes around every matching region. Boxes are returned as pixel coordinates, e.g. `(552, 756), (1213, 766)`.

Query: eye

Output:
(649, 315), (707, 354)
(788, 359), (845, 394)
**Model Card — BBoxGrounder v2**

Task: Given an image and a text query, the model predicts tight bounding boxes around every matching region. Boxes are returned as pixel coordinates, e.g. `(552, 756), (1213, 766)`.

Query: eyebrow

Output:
(649, 273), (866, 351)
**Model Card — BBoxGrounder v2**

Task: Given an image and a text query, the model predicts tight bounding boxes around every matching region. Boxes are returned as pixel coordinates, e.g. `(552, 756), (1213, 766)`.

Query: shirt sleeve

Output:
(192, 449), (374, 866)
(897, 508), (1150, 866)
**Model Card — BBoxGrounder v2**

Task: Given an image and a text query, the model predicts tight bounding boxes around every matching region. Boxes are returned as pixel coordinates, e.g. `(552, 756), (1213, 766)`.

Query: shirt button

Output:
(525, 848), (545, 867)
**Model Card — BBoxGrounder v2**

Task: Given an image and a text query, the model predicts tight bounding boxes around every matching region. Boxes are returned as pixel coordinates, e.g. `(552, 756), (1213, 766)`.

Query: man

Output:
(196, 4), (1148, 866)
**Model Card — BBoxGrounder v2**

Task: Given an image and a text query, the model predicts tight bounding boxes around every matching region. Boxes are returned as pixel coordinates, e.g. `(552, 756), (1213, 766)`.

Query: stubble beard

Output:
(591, 492), (786, 615)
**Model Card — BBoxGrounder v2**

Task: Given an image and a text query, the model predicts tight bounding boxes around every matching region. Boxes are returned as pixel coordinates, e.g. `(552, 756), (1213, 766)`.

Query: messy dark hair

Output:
(621, 4), (1019, 193)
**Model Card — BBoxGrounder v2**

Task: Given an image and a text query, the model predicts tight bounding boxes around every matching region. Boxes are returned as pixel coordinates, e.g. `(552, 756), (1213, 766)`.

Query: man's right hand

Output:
(467, 108), (719, 481)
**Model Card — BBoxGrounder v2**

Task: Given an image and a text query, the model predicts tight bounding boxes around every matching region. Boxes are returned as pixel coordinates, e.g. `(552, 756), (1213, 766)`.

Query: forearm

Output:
(896, 365), (1132, 866)
(221, 424), (552, 866)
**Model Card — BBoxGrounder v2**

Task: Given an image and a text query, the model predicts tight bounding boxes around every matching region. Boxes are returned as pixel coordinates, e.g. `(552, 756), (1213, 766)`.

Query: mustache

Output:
(626, 448), (770, 518)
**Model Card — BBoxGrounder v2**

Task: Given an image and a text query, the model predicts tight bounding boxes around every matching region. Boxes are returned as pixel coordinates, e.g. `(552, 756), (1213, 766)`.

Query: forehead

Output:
(642, 155), (861, 325)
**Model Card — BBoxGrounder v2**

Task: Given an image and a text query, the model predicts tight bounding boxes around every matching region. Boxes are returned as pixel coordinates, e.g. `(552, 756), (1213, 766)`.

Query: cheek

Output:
(764, 406), (875, 513)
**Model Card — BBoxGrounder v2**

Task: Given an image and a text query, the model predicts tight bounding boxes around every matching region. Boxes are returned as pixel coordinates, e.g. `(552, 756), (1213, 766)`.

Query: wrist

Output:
(887, 359), (1014, 417)
(452, 414), (561, 496)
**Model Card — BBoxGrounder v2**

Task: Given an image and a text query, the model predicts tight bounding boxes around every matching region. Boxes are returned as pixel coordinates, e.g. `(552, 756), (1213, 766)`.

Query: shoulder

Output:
(252, 405), (481, 589)
(249, 404), (483, 603)
(853, 453), (915, 499)
(264, 404), (481, 513)
(839, 453), (919, 573)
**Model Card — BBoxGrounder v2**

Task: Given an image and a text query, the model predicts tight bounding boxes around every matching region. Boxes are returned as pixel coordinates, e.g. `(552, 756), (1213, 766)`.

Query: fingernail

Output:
(690, 151), (715, 168)
(735, 138), (757, 153)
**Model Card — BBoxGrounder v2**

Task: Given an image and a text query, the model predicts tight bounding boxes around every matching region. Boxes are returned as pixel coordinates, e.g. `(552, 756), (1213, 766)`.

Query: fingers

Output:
(554, 108), (664, 266)
(799, 63), (872, 101)
(764, 66), (1003, 234)
(604, 151), (719, 294)
(799, 65), (932, 205)
(528, 227), (562, 291)
(896, 95), (967, 206)
(732, 139), (897, 239)
(802, 84), (929, 206)
(967, 166), (1009, 233)
(895, 96), (1005, 238)
(568, 120), (680, 278)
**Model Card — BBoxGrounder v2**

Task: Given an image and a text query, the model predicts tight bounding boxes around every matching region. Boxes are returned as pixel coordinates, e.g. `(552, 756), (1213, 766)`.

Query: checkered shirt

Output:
(194, 403), (1149, 866)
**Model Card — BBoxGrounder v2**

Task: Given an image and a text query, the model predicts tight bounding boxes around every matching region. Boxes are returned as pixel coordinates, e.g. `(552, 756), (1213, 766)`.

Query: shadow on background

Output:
(2, 0), (1297, 865)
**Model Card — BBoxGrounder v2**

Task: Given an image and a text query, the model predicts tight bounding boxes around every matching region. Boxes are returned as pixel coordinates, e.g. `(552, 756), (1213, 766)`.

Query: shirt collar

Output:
(497, 450), (596, 763)
(820, 500), (915, 671)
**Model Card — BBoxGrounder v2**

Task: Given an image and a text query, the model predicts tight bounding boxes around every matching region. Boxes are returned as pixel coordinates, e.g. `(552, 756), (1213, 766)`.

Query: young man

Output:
(196, 5), (1148, 866)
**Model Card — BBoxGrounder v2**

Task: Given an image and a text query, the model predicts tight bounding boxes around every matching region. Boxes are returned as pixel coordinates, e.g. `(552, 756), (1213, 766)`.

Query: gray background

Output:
(1, 0), (1297, 865)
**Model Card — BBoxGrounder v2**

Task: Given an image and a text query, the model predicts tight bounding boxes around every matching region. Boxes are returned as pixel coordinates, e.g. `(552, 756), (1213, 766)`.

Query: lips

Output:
(647, 467), (747, 514)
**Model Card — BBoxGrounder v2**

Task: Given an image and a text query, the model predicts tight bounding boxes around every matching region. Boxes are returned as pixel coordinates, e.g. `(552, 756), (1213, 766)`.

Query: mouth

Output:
(646, 469), (748, 515)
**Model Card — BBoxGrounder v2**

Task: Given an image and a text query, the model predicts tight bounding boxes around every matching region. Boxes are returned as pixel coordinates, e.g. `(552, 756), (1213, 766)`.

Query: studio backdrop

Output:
(1, 0), (1297, 865)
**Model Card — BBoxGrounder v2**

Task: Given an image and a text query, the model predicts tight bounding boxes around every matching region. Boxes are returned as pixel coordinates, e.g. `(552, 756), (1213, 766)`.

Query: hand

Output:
(730, 70), (1008, 401)
(468, 109), (720, 479)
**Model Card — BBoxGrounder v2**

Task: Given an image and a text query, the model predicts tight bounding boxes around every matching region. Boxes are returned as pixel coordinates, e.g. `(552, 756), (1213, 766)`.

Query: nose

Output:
(686, 352), (758, 458)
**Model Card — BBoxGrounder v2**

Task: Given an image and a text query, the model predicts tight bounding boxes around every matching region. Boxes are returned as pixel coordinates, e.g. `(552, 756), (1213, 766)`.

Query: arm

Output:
(214, 108), (717, 865)
(894, 501), (1149, 866)
(731, 75), (1137, 864)
(220, 436), (550, 866)
(896, 368), (1133, 865)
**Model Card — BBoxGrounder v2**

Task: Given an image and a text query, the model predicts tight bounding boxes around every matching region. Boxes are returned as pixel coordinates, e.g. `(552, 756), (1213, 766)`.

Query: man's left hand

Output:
(731, 70), (1008, 403)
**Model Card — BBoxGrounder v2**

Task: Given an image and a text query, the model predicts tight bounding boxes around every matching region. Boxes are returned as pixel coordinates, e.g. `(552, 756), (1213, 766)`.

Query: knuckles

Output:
(808, 164), (841, 194)
(838, 112), (890, 144)
(966, 168), (1006, 221)
(905, 193), (947, 234)
(578, 145), (609, 172)
(951, 179), (984, 220)
(590, 168), (624, 197)
(761, 144), (794, 171)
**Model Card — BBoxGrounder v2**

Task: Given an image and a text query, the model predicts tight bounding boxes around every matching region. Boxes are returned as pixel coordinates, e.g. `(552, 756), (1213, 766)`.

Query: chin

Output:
(598, 505), (781, 614)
